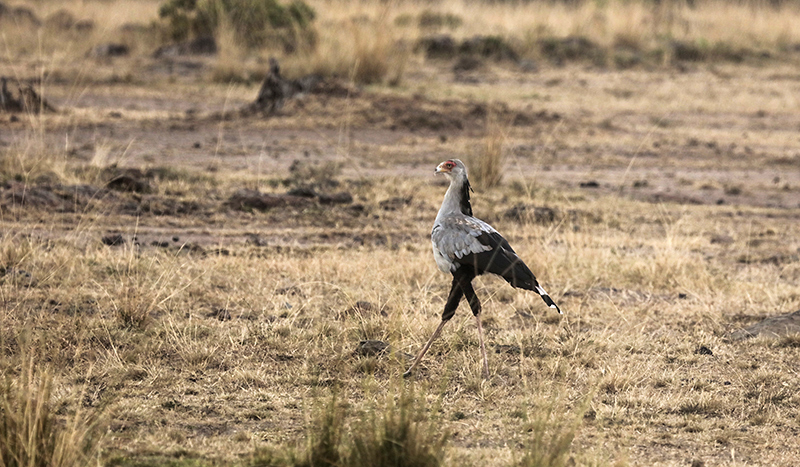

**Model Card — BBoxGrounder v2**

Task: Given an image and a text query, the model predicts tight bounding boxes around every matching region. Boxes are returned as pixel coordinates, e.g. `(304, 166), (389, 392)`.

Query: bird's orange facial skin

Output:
(436, 160), (456, 174)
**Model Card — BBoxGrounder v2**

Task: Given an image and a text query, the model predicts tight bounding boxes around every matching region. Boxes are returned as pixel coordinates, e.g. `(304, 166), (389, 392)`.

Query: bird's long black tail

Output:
(502, 257), (562, 314)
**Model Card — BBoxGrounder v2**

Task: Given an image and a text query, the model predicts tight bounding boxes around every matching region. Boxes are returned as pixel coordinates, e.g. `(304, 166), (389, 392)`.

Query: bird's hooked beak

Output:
(435, 162), (451, 175)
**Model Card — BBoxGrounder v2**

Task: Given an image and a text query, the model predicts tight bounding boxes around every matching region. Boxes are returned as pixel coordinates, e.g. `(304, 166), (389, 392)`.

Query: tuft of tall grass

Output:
(0, 355), (101, 467)
(345, 387), (446, 467)
(467, 109), (508, 189)
(515, 392), (591, 467)
(250, 386), (446, 467)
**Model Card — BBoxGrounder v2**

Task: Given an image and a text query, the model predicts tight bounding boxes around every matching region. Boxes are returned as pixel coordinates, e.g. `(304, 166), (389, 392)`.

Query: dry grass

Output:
(1, 159), (798, 464)
(467, 109), (509, 189)
(2, 0), (800, 465)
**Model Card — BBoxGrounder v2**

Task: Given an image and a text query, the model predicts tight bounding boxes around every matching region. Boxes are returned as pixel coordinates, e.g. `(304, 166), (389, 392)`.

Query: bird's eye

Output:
(446, 161), (454, 168)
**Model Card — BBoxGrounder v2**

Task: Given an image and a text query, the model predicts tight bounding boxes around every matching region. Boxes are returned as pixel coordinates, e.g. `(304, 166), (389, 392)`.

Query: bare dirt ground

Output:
(2, 54), (800, 466)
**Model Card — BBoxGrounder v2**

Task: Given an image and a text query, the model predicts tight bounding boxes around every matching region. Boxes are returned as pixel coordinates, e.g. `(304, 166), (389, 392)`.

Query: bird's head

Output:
(435, 159), (467, 180)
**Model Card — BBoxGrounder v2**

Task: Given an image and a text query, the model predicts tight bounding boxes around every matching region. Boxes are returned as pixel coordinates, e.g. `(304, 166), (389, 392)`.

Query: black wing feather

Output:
(454, 231), (535, 289)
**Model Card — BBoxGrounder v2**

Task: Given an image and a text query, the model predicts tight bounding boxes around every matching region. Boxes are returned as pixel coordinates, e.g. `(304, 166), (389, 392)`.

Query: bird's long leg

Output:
(454, 273), (489, 378)
(403, 320), (447, 378)
(404, 276), (464, 378)
(475, 313), (489, 377)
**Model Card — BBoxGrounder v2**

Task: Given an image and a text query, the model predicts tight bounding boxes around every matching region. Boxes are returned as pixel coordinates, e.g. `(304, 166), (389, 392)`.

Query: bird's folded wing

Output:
(432, 216), (497, 260)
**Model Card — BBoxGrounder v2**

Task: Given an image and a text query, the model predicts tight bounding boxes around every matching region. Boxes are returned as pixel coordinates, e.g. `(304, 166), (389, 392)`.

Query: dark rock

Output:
(579, 180), (600, 188)
(694, 346), (713, 356)
(102, 234), (125, 246)
(151, 240), (170, 248)
(225, 189), (311, 211)
(89, 43), (129, 58)
(318, 191), (353, 205)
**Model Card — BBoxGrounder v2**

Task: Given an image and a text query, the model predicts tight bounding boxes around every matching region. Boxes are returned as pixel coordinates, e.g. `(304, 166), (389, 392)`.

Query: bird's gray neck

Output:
(437, 174), (473, 220)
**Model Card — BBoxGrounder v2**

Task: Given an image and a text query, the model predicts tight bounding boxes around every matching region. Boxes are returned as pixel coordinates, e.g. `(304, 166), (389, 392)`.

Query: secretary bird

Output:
(404, 159), (561, 378)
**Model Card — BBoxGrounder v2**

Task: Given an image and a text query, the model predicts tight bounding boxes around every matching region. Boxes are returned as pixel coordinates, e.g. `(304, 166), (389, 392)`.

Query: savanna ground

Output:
(2, 0), (800, 465)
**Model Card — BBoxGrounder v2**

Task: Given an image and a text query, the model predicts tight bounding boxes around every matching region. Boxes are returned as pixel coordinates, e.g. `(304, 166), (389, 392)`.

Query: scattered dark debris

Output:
(246, 233), (269, 247)
(727, 309), (800, 342)
(102, 234), (126, 246)
(379, 196), (412, 211)
(286, 185), (318, 198)
(1, 77), (57, 114)
(493, 344), (521, 355)
(538, 36), (603, 65)
(417, 34), (518, 62)
(240, 58), (322, 115)
(209, 308), (232, 321)
(1, 267), (34, 286)
(459, 35), (519, 62)
(579, 180), (600, 188)
(694, 345), (713, 356)
(504, 205), (557, 224)
(345, 301), (387, 318)
(678, 293), (688, 299)
(2, 182), (64, 208)
(275, 285), (304, 297)
(88, 43), (129, 58)
(172, 236), (180, 242)
(647, 192), (704, 205)
(318, 191), (353, 205)
(710, 234), (735, 245)
(225, 189), (313, 211)
(151, 240), (170, 248)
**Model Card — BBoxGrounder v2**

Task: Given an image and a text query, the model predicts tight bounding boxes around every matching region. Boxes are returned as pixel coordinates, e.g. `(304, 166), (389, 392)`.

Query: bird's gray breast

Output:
(431, 216), (495, 272)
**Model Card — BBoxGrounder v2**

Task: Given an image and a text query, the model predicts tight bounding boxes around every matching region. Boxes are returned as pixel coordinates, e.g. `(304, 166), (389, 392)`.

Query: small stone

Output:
(102, 234), (125, 246)
(695, 346), (713, 356)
